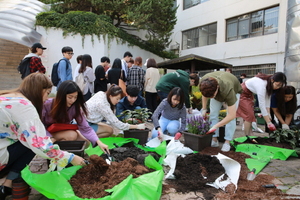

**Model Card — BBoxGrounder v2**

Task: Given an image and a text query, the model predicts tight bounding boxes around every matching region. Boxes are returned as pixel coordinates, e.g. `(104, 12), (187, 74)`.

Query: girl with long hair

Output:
(78, 54), (95, 101)
(86, 85), (145, 138)
(0, 74), (86, 199)
(237, 72), (287, 136)
(151, 87), (187, 140)
(271, 85), (297, 129)
(42, 80), (108, 152)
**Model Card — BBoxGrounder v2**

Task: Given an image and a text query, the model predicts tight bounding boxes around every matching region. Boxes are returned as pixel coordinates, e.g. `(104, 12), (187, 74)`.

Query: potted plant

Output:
(118, 108), (152, 145)
(183, 115), (212, 151)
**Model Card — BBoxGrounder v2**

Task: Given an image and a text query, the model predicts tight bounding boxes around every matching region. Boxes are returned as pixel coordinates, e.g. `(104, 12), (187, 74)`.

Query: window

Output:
(183, 0), (209, 10)
(182, 23), (217, 50)
(226, 6), (279, 41)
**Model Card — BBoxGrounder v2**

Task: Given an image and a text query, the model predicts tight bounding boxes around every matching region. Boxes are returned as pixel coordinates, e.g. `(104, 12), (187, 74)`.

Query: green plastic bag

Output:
(232, 136), (298, 174)
(22, 137), (165, 200)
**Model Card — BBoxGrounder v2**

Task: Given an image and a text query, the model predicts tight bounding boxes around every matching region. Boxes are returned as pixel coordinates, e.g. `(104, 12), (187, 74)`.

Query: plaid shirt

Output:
(127, 65), (145, 91)
(30, 57), (46, 73)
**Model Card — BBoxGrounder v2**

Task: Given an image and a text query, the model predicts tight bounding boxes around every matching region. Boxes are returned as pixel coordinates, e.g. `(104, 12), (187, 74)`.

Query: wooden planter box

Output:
(124, 129), (149, 145)
(182, 131), (213, 151)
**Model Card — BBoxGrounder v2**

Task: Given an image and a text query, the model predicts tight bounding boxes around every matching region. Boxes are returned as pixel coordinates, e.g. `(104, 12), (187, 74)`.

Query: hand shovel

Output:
(104, 150), (113, 165)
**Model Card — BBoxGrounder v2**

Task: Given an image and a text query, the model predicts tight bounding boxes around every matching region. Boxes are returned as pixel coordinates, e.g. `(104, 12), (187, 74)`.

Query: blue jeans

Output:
(209, 94), (240, 141)
(151, 116), (180, 138)
(157, 90), (168, 101)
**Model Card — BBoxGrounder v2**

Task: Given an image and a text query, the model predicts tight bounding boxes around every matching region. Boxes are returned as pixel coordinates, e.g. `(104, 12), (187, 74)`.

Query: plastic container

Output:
(247, 168), (256, 181)
(54, 141), (86, 157)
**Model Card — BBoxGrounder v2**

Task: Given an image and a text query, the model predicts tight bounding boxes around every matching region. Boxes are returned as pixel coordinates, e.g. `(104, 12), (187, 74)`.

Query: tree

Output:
(40, 0), (177, 53)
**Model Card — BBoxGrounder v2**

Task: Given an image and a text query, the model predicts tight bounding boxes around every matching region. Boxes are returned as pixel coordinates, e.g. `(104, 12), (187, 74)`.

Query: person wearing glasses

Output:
(86, 85), (145, 138)
(57, 46), (74, 88)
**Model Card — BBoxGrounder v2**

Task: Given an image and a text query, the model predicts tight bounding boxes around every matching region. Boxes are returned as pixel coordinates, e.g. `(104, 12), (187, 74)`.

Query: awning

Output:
(157, 54), (232, 72)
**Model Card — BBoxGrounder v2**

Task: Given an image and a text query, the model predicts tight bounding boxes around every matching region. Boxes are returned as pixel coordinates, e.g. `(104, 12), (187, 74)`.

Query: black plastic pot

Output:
(182, 131), (213, 151)
(124, 129), (149, 145)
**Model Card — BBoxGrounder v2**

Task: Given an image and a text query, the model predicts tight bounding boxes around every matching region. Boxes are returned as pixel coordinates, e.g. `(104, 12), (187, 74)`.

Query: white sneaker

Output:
(211, 140), (219, 147)
(221, 143), (231, 152)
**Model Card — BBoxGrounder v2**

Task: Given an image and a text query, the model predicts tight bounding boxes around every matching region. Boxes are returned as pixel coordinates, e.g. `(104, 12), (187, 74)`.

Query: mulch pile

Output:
(70, 153), (153, 198)
(233, 137), (293, 149)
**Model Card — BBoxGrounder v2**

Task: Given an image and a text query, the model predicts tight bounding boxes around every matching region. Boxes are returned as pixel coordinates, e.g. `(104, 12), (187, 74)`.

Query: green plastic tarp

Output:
(232, 136), (298, 174)
(21, 137), (166, 200)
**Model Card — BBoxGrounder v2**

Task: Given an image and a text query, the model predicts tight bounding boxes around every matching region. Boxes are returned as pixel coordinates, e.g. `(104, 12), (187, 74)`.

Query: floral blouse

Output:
(0, 97), (74, 172)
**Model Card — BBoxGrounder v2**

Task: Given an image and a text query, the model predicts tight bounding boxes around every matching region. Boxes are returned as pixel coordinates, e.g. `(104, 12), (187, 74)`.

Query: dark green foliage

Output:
(269, 128), (300, 149)
(118, 108), (152, 124)
(37, 0), (178, 59)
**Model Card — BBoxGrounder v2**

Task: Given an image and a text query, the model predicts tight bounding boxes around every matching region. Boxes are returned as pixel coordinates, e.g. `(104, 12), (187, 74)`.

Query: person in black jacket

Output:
(94, 56), (110, 93)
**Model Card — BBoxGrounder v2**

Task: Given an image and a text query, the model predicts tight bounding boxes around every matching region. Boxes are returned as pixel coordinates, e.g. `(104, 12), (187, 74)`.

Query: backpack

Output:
(75, 73), (87, 92)
(17, 57), (32, 79)
(51, 59), (67, 86)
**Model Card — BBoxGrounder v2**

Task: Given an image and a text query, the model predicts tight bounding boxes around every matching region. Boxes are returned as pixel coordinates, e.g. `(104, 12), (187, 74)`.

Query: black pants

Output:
(83, 89), (92, 102)
(0, 141), (35, 179)
(145, 92), (158, 114)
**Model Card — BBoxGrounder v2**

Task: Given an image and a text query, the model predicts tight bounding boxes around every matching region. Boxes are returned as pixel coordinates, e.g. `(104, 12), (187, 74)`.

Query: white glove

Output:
(282, 124), (290, 130)
(200, 108), (207, 117)
(136, 124), (145, 130)
(157, 128), (164, 142)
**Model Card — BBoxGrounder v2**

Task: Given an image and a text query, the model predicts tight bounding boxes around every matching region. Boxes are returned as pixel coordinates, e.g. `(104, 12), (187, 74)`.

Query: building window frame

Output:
(182, 22), (217, 50)
(226, 6), (279, 42)
(183, 0), (209, 10)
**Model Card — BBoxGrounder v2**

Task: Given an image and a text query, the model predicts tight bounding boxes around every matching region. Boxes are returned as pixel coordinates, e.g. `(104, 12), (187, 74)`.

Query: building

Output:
(169, 0), (287, 78)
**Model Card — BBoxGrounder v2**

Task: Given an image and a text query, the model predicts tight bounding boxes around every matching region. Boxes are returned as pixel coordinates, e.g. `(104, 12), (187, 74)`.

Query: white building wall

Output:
(170, 0), (287, 72)
(37, 26), (164, 79)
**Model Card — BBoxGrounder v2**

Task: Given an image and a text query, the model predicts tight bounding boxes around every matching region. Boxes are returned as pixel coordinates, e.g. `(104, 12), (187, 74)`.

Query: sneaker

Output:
(211, 140), (219, 147)
(174, 132), (182, 140)
(221, 143), (231, 152)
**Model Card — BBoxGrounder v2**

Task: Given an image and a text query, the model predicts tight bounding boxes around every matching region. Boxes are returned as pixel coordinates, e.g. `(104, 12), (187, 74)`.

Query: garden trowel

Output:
(104, 149), (113, 165)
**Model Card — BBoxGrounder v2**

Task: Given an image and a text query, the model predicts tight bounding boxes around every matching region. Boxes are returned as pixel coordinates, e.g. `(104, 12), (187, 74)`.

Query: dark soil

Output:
(69, 155), (152, 199)
(165, 153), (225, 199)
(100, 146), (160, 164)
(233, 137), (293, 149)
(163, 147), (296, 200)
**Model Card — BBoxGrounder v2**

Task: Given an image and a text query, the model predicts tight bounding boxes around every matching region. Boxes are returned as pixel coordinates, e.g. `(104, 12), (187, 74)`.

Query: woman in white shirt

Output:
(236, 72), (286, 136)
(86, 85), (145, 138)
(78, 54), (95, 102)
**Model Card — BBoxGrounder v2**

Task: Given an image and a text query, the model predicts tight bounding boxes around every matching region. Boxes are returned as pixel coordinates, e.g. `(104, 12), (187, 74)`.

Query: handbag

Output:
(119, 70), (127, 97)
(47, 123), (78, 134)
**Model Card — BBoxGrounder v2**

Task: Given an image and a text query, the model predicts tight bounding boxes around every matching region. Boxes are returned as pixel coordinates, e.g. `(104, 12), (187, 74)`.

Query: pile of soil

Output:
(101, 146), (160, 164)
(233, 137), (293, 149)
(163, 147), (296, 199)
(165, 153), (225, 199)
(69, 155), (152, 198)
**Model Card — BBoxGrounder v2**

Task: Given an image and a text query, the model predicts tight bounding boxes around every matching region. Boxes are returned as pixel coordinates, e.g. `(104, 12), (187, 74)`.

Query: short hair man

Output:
(57, 46), (74, 88)
(94, 56), (110, 93)
(121, 51), (133, 79)
(116, 85), (147, 119)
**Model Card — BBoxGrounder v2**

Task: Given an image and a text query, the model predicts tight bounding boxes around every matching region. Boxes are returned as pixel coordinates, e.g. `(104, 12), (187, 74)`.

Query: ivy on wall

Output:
(36, 11), (177, 59)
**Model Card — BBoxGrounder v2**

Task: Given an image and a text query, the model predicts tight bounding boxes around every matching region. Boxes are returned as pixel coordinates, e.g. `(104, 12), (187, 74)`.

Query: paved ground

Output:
(1, 117), (300, 199)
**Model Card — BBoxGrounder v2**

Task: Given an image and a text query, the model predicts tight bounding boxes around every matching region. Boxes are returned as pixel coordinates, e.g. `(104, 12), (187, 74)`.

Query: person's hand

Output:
(157, 128), (164, 142)
(136, 124), (145, 130)
(282, 124), (290, 130)
(206, 125), (217, 134)
(70, 155), (87, 166)
(187, 107), (193, 114)
(267, 122), (276, 131)
(200, 108), (207, 118)
(97, 140), (109, 154)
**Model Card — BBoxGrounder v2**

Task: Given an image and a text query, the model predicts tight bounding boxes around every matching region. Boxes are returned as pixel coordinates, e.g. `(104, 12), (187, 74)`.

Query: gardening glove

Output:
(157, 128), (164, 142)
(206, 125), (218, 135)
(282, 124), (290, 130)
(200, 108), (207, 118)
(187, 107), (193, 114)
(267, 122), (276, 131)
(136, 124), (145, 130)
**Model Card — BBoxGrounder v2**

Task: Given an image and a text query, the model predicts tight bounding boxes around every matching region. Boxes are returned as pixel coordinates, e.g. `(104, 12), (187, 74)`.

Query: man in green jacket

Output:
(156, 69), (199, 114)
